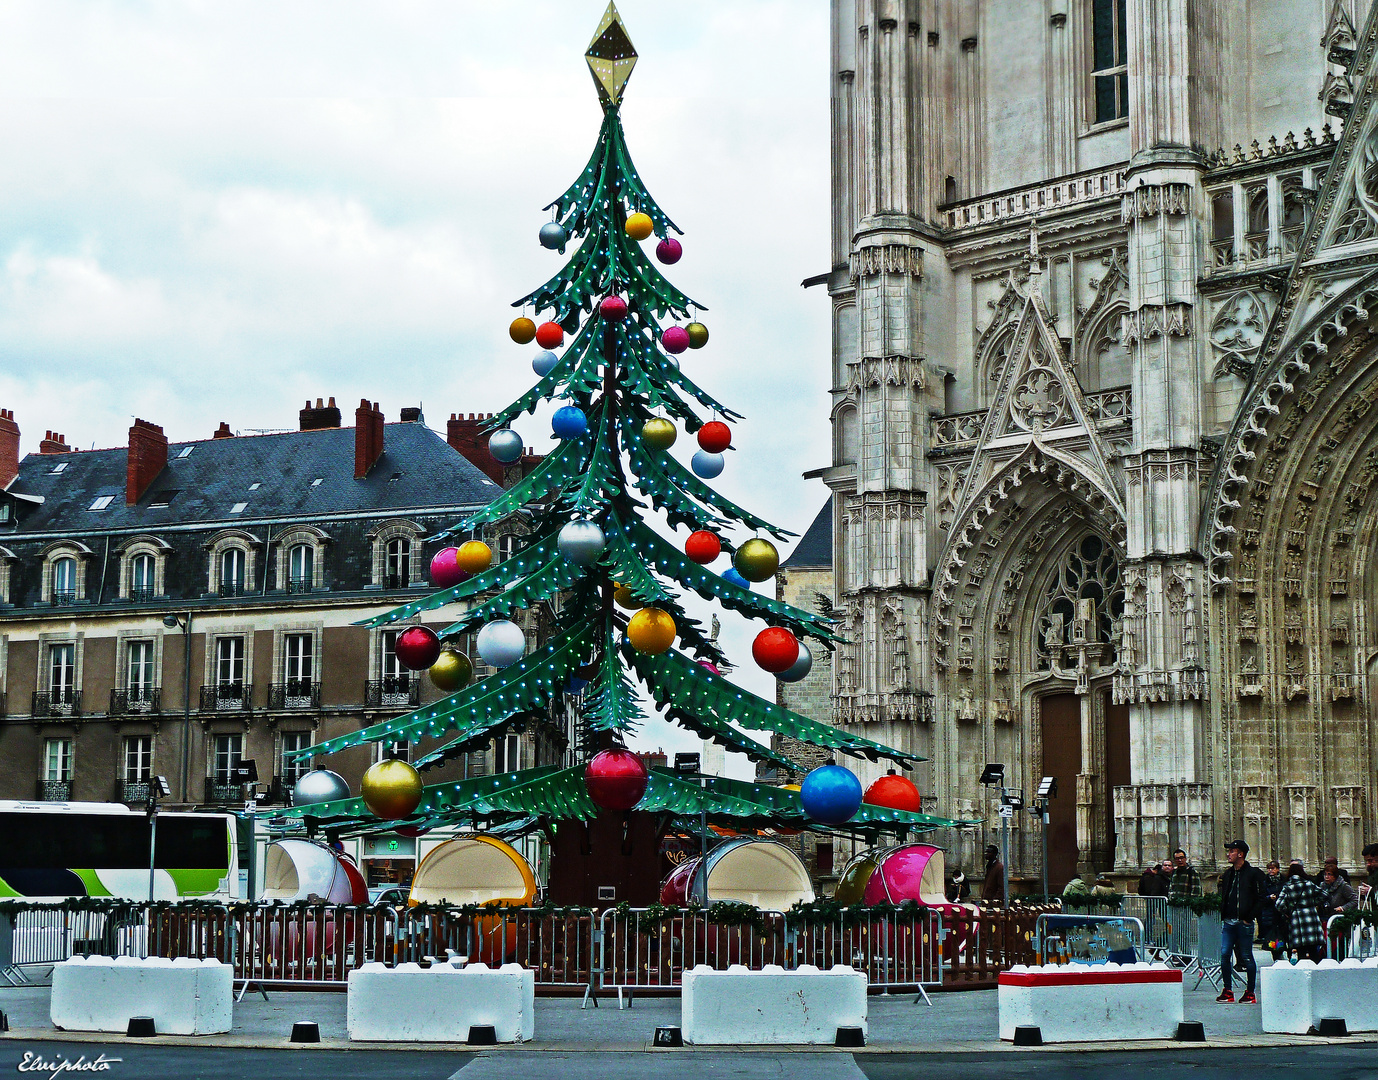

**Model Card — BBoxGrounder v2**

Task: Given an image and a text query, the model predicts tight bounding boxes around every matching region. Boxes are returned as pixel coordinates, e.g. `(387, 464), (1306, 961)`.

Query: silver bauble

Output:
(558, 520), (606, 566)
(477, 619), (527, 668)
(691, 451), (725, 479)
(292, 769), (351, 807)
(533, 350), (559, 377)
(539, 221), (568, 252)
(488, 428), (524, 464)
(778, 641), (814, 683)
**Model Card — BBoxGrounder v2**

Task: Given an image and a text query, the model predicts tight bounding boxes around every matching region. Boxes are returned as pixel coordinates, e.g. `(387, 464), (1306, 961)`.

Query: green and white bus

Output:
(0, 801), (238, 901)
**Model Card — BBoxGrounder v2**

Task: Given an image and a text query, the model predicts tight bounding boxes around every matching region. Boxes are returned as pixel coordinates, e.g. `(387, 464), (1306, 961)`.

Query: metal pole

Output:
(1000, 791), (1010, 911)
(179, 614), (192, 803)
(245, 813), (258, 901)
(148, 801), (158, 904)
(1040, 801), (1050, 902)
(700, 773), (708, 863)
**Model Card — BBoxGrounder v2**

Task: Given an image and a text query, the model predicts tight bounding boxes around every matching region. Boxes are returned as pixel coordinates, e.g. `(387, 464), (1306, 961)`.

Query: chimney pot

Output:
(126, 417), (168, 504)
(355, 399), (385, 478)
(39, 429), (71, 454)
(213, 422), (233, 439)
(300, 396), (342, 432)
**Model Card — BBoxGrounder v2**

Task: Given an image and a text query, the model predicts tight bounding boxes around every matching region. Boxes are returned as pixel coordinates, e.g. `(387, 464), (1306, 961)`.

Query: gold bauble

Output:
(642, 417), (677, 450)
(613, 582), (638, 609)
(509, 317), (536, 344)
(627, 607), (677, 655)
(625, 212), (654, 241)
(429, 649), (473, 692)
(456, 540), (492, 574)
(734, 538), (780, 582)
(685, 322), (710, 349)
(361, 759), (424, 820)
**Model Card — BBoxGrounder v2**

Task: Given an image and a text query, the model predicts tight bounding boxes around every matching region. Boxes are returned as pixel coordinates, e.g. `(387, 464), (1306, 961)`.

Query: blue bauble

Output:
(488, 429), (524, 464)
(539, 222), (568, 252)
(800, 763), (863, 825)
(722, 567), (752, 590)
(778, 641), (813, 683)
(691, 451), (725, 478)
(552, 405), (588, 440)
(533, 350), (559, 377)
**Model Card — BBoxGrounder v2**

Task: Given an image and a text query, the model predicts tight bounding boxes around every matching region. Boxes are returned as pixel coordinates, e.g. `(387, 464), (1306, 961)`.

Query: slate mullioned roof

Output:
(781, 498), (831, 570)
(5, 421), (500, 535)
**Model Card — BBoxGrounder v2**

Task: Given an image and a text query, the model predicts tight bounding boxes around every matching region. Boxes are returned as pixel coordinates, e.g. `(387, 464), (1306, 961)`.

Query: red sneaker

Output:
(1239, 992), (1257, 1004)
(1216, 990), (1235, 1003)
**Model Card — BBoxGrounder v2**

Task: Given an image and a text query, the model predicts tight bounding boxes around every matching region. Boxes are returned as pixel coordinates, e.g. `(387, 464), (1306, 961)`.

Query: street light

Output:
(163, 612), (193, 803)
(979, 762), (1020, 909)
(675, 753), (707, 864)
(146, 774), (172, 911)
(1034, 777), (1057, 901)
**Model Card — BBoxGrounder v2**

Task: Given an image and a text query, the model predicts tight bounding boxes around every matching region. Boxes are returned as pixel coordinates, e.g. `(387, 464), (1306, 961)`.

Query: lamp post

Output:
(979, 764), (1008, 908)
(162, 612), (193, 803)
(1035, 776), (1058, 901)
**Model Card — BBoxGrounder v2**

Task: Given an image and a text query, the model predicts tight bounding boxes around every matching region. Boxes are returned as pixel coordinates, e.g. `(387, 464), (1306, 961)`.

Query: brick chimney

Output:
(354, 399), (385, 478)
(126, 418), (168, 505)
(39, 430), (70, 454)
(300, 396), (342, 431)
(213, 422), (233, 439)
(0, 409), (18, 488)
(447, 412), (503, 485)
(399, 407), (422, 422)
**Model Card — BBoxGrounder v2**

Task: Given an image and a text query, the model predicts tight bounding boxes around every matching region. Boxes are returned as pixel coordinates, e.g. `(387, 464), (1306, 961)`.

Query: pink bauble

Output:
(585, 748), (649, 811)
(662, 326), (690, 354)
(395, 626), (442, 671)
(656, 238), (683, 265)
(697, 660), (721, 676)
(600, 295), (629, 320)
(430, 547), (469, 589)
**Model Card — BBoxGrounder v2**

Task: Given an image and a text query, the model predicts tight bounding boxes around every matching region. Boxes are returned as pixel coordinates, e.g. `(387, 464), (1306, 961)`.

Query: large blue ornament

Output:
(539, 221), (568, 253)
(722, 567), (752, 590)
(552, 405), (588, 440)
(691, 451), (724, 478)
(533, 350), (559, 377)
(800, 763), (863, 825)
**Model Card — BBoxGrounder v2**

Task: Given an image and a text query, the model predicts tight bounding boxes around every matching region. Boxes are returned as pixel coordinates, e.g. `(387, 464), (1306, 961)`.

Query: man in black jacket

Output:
(1217, 838), (1269, 1004)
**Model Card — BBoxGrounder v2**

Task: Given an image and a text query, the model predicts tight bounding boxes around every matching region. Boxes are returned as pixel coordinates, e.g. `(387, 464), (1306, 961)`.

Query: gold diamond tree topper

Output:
(586, 2), (637, 106)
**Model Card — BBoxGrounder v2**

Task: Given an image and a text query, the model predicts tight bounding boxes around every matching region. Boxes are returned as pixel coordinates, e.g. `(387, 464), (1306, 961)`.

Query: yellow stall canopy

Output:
(408, 835), (536, 907)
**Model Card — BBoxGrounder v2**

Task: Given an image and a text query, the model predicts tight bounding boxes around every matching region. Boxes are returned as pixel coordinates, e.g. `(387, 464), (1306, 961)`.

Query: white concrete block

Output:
(346, 962), (534, 1042)
(1262, 957), (1378, 1034)
(997, 963), (1183, 1042)
(50, 955), (232, 1036)
(680, 963), (867, 1045)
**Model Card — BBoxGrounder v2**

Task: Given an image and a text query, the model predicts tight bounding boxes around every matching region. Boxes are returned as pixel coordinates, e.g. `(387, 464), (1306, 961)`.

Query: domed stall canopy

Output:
(408, 834), (536, 907)
(262, 839), (367, 904)
(660, 838), (814, 909)
(833, 843), (969, 915)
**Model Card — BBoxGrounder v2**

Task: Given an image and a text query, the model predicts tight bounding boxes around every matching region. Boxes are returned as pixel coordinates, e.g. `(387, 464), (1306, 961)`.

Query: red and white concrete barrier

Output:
(998, 962), (1183, 1042)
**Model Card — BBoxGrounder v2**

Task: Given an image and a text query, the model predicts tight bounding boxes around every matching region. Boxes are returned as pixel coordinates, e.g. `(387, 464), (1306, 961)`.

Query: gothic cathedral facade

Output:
(820, 0), (1378, 885)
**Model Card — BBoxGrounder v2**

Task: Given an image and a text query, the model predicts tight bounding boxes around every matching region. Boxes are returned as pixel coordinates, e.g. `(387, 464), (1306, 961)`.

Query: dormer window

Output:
(53, 557), (77, 604)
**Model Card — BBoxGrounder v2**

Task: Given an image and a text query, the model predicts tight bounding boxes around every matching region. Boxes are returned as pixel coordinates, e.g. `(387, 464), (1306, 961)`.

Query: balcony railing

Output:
(39, 779), (72, 801)
(365, 677), (420, 708)
(0, 691), (6, 718)
(51, 590), (78, 606)
(129, 585), (157, 603)
(384, 574), (410, 590)
(32, 689), (82, 719)
(286, 577), (314, 594)
(203, 778), (242, 804)
(199, 683), (252, 712)
(219, 582), (247, 598)
(110, 687), (161, 716)
(268, 776), (300, 805)
(942, 165), (1130, 231)
(117, 779), (151, 804)
(268, 681), (321, 710)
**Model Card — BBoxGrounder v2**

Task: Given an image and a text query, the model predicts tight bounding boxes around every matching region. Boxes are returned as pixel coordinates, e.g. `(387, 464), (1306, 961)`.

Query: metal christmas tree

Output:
(284, 3), (944, 836)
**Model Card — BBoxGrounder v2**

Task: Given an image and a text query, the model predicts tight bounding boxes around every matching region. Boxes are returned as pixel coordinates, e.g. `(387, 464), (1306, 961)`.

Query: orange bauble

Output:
(535, 321), (564, 349)
(862, 771), (923, 814)
(509, 317), (536, 344)
(456, 540), (492, 574)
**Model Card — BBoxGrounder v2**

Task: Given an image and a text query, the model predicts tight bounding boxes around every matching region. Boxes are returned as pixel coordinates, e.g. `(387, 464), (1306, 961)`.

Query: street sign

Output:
(998, 804), (1014, 819)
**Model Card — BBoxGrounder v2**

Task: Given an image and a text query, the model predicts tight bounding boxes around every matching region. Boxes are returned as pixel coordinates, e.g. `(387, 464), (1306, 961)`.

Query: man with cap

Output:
(1217, 838), (1268, 1003)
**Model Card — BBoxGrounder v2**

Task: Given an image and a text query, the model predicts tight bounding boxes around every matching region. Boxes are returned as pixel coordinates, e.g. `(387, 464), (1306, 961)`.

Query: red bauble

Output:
(697, 421), (732, 454)
(685, 530), (722, 565)
(863, 772), (923, 814)
(395, 626), (442, 671)
(656, 238), (683, 264)
(535, 321), (564, 349)
(752, 627), (800, 674)
(600, 295), (629, 320)
(585, 748), (649, 811)
(395, 824), (430, 838)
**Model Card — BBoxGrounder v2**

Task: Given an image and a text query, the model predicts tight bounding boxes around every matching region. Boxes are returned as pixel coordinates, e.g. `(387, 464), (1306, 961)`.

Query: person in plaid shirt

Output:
(1167, 848), (1202, 904)
(1274, 862), (1329, 961)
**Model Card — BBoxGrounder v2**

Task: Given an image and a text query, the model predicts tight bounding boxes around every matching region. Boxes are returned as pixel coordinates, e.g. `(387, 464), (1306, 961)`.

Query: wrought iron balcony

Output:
(0, 691), (6, 719)
(203, 777), (242, 804)
(268, 680), (320, 710)
(364, 677), (419, 708)
(110, 687), (161, 716)
(384, 573), (410, 590)
(268, 776), (298, 805)
(129, 585), (157, 603)
(286, 577), (314, 594)
(39, 779), (72, 801)
(219, 582), (247, 598)
(199, 682), (252, 712)
(32, 689), (82, 719)
(117, 779), (151, 804)
(51, 589), (78, 606)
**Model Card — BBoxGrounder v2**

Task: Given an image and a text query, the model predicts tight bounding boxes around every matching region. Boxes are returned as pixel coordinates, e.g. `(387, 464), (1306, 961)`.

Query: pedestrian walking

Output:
(1274, 862), (1330, 962)
(1216, 839), (1267, 1004)
(981, 844), (1005, 903)
(1167, 848), (1202, 904)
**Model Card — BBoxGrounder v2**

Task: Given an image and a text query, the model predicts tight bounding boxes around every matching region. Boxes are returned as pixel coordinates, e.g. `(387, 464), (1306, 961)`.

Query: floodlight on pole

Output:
(980, 763), (1005, 787)
(1034, 776), (1057, 900)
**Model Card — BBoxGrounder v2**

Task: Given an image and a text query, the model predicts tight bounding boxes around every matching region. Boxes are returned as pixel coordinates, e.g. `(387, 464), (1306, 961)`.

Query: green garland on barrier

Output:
(783, 898), (936, 928)
(1060, 892), (1126, 911)
(1327, 906), (1378, 936)
(1170, 893), (1223, 915)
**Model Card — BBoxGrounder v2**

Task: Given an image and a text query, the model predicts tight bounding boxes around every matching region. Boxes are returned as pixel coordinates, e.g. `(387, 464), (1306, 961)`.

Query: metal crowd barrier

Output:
(1328, 913), (1378, 962)
(1034, 913), (1144, 964)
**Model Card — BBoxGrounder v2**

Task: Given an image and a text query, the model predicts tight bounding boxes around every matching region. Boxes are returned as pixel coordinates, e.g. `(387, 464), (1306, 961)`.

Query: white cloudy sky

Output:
(0, 1), (835, 776)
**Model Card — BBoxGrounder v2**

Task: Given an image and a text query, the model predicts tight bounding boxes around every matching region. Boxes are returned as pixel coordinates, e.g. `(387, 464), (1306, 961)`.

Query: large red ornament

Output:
(697, 421), (732, 453)
(395, 626), (442, 671)
(585, 748), (649, 811)
(600, 295), (629, 320)
(684, 530), (722, 565)
(535, 321), (564, 349)
(752, 627), (800, 674)
(863, 771), (923, 814)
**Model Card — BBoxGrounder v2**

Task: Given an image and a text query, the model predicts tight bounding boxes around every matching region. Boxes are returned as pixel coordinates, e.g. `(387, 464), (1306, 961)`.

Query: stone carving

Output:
(1332, 129), (1378, 245)
(956, 685), (979, 723)
(1121, 182), (1191, 222)
(1011, 364), (1067, 431)
(1209, 291), (1272, 379)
